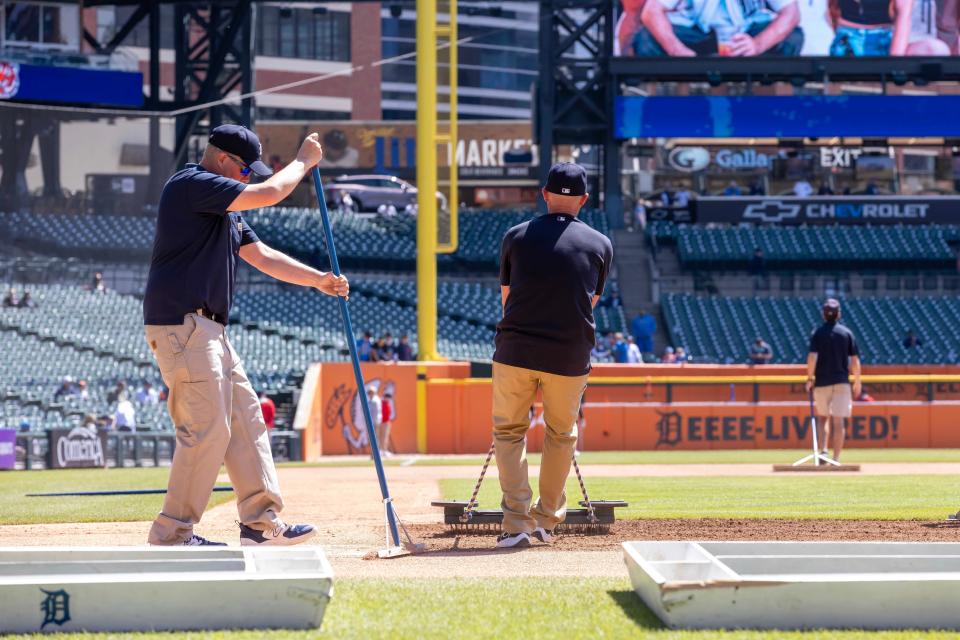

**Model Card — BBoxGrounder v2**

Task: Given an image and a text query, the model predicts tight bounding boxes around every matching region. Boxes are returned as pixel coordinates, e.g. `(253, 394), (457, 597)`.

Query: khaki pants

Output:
(814, 383), (853, 418)
(145, 314), (283, 545)
(492, 361), (588, 534)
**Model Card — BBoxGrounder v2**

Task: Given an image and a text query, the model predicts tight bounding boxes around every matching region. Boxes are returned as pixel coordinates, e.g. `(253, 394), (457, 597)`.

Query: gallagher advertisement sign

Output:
(695, 196), (960, 225)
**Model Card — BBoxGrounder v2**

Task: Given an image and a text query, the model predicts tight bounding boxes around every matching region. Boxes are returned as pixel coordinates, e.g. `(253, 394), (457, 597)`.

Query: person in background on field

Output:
(749, 336), (774, 364)
(364, 385), (383, 458)
(903, 329), (923, 349)
(805, 298), (862, 463)
(397, 334), (414, 361)
(378, 391), (396, 456)
(259, 392), (276, 429)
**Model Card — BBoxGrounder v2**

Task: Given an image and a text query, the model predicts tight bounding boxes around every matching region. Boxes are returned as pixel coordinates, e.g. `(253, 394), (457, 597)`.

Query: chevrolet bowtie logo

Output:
(742, 200), (802, 223)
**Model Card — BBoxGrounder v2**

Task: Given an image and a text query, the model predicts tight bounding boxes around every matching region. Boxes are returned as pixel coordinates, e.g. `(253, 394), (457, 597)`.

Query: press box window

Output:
(3, 2), (80, 50)
(256, 6), (350, 62)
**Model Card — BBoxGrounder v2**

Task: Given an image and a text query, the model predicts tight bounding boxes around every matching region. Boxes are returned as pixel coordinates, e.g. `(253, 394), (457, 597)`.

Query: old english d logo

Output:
(40, 588), (71, 629)
(655, 411), (682, 448)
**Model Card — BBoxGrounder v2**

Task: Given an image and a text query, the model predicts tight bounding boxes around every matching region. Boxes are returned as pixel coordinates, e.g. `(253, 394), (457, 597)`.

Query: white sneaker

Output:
(531, 527), (554, 543)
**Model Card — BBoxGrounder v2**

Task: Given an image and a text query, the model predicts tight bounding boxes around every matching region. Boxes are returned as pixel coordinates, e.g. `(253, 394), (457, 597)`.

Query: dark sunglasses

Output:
(224, 153), (252, 176)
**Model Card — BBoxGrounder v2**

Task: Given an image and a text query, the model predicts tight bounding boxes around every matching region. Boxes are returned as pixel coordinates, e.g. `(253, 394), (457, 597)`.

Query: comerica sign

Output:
(697, 197), (956, 225)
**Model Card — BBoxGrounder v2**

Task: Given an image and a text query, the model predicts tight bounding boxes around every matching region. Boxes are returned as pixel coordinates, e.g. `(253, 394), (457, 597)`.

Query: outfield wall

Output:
(299, 363), (960, 457)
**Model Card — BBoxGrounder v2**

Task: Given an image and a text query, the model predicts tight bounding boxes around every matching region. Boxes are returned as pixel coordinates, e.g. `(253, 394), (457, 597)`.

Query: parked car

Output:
(323, 174), (446, 213)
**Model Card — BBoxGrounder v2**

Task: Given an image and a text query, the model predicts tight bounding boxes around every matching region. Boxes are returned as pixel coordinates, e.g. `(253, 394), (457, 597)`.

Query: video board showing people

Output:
(617, 0), (957, 57)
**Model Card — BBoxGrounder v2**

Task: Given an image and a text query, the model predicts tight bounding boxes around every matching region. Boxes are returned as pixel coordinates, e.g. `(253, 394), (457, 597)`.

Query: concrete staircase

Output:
(612, 229), (670, 353)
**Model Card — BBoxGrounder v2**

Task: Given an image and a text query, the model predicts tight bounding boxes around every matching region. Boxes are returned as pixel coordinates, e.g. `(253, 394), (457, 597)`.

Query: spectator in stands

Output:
(377, 333), (396, 361)
(378, 391), (396, 457)
(91, 272), (105, 293)
(793, 179), (814, 197)
(749, 181), (766, 195)
(96, 415), (114, 431)
(136, 381), (159, 405)
(397, 334), (414, 362)
(805, 298), (862, 463)
(591, 336), (611, 360)
(16, 291), (34, 308)
(675, 346), (691, 362)
(2, 288), (16, 308)
(259, 392), (276, 429)
(627, 336), (643, 363)
(54, 376), (77, 400)
(613, 332), (630, 363)
(107, 381), (127, 404)
(903, 330), (923, 349)
(673, 187), (691, 207)
(357, 331), (374, 362)
(631, 310), (657, 353)
(114, 398), (137, 432)
(77, 380), (89, 400)
(661, 346), (677, 363)
(723, 181), (743, 196)
(864, 181), (879, 195)
(818, 182), (834, 195)
(749, 336), (774, 364)
(81, 414), (98, 435)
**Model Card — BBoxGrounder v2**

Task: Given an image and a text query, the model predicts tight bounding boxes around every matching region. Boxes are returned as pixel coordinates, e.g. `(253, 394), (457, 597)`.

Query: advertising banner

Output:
(48, 427), (108, 469)
(0, 61), (143, 108)
(695, 195), (960, 224)
(0, 429), (15, 470)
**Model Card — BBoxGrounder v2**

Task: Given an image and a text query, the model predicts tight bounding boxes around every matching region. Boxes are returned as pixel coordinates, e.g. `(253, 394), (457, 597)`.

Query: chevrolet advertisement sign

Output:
(696, 197), (958, 225)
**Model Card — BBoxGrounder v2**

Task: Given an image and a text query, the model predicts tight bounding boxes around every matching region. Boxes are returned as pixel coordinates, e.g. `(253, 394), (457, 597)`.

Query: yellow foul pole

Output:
(416, 0), (441, 361)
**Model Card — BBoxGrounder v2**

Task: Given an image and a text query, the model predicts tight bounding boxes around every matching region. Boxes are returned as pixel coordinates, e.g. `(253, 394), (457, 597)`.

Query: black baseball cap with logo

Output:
(823, 298), (841, 321)
(208, 124), (273, 177)
(544, 162), (588, 196)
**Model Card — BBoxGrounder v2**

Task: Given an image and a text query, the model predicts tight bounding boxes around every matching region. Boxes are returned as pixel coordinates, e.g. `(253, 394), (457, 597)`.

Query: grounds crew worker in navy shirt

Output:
(492, 162), (613, 549)
(143, 124), (349, 546)
(805, 298), (862, 463)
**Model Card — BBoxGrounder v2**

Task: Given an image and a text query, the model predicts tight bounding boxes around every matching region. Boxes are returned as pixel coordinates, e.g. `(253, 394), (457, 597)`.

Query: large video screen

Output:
(616, 0), (958, 57)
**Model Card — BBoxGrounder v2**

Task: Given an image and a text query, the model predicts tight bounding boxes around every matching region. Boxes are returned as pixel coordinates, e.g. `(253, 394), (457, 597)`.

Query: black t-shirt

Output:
(494, 213), (614, 376)
(143, 164), (257, 326)
(809, 321), (859, 387)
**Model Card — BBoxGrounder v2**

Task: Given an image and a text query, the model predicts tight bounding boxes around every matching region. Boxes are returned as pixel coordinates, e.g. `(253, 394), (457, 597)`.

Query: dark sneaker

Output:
(183, 534), (227, 546)
(239, 521), (317, 546)
(531, 527), (554, 544)
(495, 532), (531, 549)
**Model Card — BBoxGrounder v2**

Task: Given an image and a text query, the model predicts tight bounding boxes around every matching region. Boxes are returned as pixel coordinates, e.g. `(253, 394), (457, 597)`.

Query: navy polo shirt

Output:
(143, 164), (258, 326)
(494, 213), (614, 377)
(809, 321), (859, 387)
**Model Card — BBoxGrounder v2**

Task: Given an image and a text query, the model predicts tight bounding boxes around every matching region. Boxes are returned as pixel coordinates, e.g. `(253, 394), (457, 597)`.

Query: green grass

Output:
(286, 448), (960, 468)
(3, 577), (956, 639)
(0, 467), (233, 525)
(440, 474), (960, 520)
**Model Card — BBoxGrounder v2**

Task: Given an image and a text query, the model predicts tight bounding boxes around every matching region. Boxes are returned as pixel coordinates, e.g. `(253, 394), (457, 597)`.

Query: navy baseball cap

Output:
(208, 124), (273, 177)
(544, 162), (588, 196)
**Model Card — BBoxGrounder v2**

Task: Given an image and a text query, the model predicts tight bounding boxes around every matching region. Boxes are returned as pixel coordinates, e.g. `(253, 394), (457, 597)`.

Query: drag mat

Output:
(406, 518), (960, 552)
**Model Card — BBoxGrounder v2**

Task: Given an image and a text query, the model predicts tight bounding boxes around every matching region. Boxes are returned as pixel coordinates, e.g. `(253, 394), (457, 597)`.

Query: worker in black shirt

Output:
(492, 162), (614, 549)
(805, 299), (862, 463)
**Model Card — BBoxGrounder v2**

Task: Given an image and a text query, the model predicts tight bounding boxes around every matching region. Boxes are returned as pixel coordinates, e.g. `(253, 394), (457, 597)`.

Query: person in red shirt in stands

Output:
(259, 392), (276, 429)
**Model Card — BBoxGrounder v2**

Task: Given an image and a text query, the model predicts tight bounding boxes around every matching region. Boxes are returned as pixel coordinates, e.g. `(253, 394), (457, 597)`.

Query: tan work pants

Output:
(492, 361), (588, 534)
(145, 314), (283, 545)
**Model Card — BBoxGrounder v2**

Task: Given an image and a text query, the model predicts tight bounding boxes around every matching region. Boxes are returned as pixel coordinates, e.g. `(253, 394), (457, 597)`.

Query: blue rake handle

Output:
(311, 167), (401, 547)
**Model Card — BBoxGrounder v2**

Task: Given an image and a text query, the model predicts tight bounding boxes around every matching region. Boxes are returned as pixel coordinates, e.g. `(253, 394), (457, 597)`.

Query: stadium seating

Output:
(662, 293), (960, 365)
(0, 207), (612, 271)
(649, 223), (957, 269)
